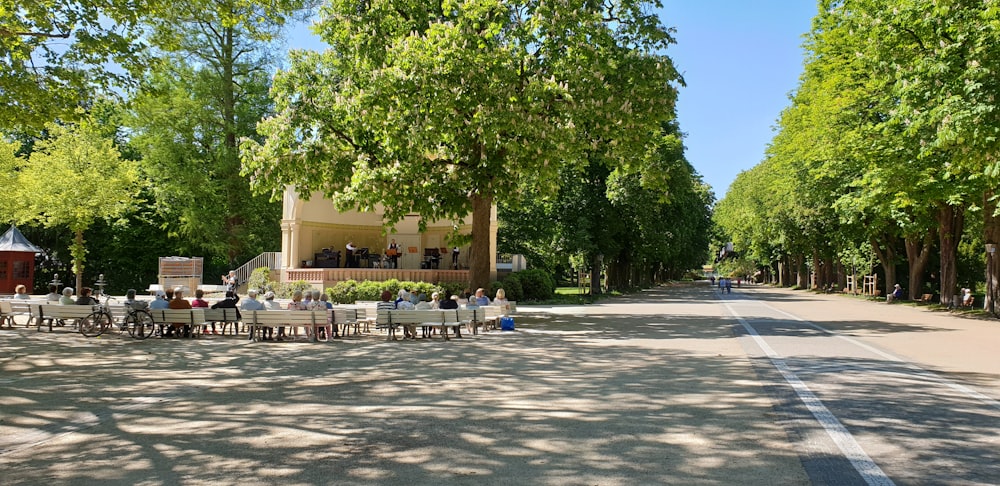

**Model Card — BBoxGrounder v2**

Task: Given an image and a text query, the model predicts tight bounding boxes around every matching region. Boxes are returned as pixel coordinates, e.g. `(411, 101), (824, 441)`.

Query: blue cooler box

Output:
(500, 316), (515, 331)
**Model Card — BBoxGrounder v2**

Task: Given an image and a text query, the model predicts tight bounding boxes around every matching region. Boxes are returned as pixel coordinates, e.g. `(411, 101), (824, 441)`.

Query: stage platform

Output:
(284, 267), (471, 288)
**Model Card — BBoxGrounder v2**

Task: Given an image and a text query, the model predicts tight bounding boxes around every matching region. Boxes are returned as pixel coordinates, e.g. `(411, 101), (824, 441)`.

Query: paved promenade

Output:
(1, 283), (997, 485)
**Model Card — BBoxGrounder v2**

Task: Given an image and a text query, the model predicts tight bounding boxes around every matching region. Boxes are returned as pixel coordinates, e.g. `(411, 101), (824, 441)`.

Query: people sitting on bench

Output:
(887, 284), (903, 303)
(962, 288), (974, 307)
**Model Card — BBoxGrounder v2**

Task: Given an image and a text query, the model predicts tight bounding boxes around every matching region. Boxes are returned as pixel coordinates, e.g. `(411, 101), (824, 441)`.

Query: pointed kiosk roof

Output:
(0, 226), (43, 253)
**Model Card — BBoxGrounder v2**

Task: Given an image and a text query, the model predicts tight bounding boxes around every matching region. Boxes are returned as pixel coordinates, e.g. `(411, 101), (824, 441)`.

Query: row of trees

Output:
(714, 0), (1000, 311)
(0, 0), (316, 291)
(4, 0), (712, 294)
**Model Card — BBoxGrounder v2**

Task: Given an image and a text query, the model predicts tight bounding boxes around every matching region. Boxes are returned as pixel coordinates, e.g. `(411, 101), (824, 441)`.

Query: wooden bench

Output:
(198, 284), (229, 295)
(147, 308), (207, 338)
(0, 301), (17, 328)
(476, 302), (516, 333)
(202, 307), (242, 335)
(333, 308), (360, 337)
(376, 309), (470, 341)
(33, 304), (101, 332)
(242, 310), (331, 342)
(920, 293), (934, 304)
(354, 301), (378, 333)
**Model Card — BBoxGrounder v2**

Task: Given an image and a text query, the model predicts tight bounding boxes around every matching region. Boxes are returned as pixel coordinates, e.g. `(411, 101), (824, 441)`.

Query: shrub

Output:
(494, 277), (523, 302)
(273, 280), (313, 299)
(516, 269), (555, 301)
(326, 279), (445, 304)
(504, 268), (556, 300)
(247, 267), (272, 293)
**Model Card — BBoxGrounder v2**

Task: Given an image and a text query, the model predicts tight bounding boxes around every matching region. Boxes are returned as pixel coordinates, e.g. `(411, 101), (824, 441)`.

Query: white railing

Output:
(234, 252), (281, 290)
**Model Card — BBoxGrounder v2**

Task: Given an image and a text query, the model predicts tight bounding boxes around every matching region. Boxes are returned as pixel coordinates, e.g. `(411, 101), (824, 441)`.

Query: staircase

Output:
(234, 252), (281, 292)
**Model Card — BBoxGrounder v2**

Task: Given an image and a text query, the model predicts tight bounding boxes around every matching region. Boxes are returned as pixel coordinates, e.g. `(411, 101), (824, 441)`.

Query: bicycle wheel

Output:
(126, 309), (155, 340)
(79, 311), (112, 337)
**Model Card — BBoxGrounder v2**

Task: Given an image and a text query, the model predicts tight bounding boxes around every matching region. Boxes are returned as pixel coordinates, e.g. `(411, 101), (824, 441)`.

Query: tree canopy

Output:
(714, 0), (1000, 308)
(243, 0), (683, 290)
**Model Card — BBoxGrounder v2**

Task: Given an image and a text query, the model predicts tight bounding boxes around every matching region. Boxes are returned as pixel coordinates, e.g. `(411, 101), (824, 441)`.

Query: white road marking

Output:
(763, 303), (1000, 411)
(722, 300), (896, 486)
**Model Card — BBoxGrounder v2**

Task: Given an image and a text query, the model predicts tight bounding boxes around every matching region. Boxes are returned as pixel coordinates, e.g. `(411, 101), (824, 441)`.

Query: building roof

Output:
(0, 226), (42, 253)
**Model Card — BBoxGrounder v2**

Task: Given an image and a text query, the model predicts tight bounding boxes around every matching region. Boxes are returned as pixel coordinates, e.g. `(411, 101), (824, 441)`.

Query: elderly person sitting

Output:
(124, 289), (148, 310)
(59, 287), (75, 305)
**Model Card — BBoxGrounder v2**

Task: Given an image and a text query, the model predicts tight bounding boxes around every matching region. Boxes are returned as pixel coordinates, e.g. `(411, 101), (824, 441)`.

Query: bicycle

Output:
(78, 294), (156, 339)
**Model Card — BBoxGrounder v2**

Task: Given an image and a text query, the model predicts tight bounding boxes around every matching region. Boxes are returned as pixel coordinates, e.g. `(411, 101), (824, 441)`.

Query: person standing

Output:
(222, 271), (239, 293)
(387, 239), (400, 269)
(345, 241), (357, 268)
(452, 247), (460, 269)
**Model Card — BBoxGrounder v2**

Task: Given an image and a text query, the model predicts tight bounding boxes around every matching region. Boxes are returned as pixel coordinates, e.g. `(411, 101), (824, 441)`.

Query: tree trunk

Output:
(469, 193), (493, 292)
(904, 230), (934, 301)
(937, 203), (965, 306)
(590, 253), (603, 295)
(812, 250), (821, 289)
(871, 237), (896, 298)
(794, 254), (808, 288)
(72, 229), (85, 294)
(984, 191), (999, 315)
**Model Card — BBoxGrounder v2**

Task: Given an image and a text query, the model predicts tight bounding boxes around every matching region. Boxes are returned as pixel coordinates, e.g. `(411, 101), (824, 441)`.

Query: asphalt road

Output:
(1, 283), (997, 485)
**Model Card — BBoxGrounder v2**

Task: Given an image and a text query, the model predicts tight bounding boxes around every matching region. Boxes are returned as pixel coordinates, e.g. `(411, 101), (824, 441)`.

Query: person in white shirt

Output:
(44, 284), (60, 302)
(345, 241), (357, 268)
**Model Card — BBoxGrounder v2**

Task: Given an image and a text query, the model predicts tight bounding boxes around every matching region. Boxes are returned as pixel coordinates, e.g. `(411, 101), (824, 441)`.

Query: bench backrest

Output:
(243, 309), (329, 326)
(147, 308), (207, 325)
(376, 309), (448, 325)
(332, 308), (358, 324)
(203, 307), (241, 322)
(449, 309), (475, 325)
(35, 304), (99, 320)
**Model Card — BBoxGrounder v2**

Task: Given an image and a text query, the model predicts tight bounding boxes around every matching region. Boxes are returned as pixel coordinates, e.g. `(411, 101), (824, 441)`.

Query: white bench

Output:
(202, 307), (242, 335)
(0, 300), (20, 328)
(376, 309), (472, 341)
(32, 304), (101, 332)
(147, 308), (207, 338)
(242, 310), (331, 342)
(198, 284), (229, 295)
(332, 308), (360, 337)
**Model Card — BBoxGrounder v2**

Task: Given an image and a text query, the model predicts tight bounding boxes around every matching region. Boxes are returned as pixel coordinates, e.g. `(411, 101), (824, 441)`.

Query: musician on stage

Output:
(387, 239), (400, 268)
(345, 241), (357, 268)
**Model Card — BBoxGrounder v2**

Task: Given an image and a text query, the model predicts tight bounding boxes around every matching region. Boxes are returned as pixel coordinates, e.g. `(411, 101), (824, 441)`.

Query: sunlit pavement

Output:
(2, 283), (995, 485)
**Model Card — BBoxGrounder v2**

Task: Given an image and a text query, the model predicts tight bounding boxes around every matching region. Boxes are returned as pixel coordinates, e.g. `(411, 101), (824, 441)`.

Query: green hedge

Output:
(247, 268), (554, 303)
(326, 279), (449, 304)
(503, 269), (552, 301)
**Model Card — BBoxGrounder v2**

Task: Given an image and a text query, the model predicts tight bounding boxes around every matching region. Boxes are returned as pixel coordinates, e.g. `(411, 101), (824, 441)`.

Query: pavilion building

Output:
(278, 187), (498, 289)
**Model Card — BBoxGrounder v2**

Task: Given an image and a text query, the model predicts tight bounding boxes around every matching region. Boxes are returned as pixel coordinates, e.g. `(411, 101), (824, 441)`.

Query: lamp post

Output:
(987, 243), (997, 315)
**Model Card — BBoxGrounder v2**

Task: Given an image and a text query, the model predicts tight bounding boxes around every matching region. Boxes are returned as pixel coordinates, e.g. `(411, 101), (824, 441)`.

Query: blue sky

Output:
(285, 2), (817, 200)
